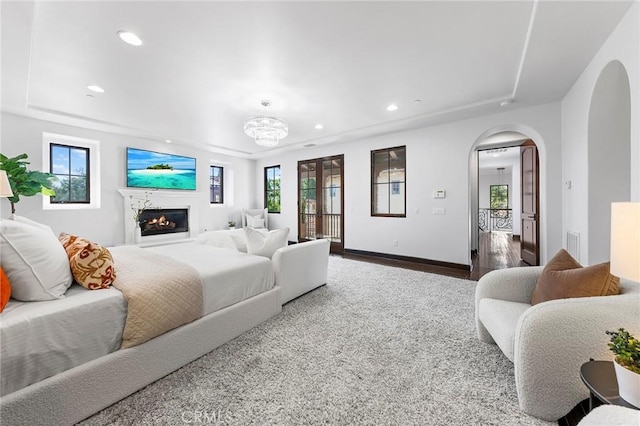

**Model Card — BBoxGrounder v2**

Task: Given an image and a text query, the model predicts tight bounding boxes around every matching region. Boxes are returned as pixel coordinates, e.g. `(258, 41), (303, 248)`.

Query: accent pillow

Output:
(0, 219), (73, 301)
(195, 231), (239, 251)
(58, 233), (116, 289)
(246, 214), (266, 229)
(245, 227), (289, 258)
(530, 249), (620, 305)
(0, 266), (11, 312)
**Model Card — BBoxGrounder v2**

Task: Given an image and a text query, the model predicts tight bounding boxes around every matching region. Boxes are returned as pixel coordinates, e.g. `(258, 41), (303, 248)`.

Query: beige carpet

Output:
(81, 257), (553, 425)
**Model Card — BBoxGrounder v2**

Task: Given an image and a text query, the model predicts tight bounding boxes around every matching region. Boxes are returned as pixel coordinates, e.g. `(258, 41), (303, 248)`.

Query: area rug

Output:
(81, 257), (553, 425)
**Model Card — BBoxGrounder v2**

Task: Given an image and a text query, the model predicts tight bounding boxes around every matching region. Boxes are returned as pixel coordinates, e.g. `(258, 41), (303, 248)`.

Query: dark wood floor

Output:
(341, 231), (527, 281)
(339, 232), (585, 425)
(472, 231), (529, 280)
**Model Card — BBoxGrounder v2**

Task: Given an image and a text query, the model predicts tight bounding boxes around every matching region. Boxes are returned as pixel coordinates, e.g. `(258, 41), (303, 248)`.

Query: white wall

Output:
(256, 102), (562, 267)
(0, 113), (256, 246)
(561, 2), (639, 265)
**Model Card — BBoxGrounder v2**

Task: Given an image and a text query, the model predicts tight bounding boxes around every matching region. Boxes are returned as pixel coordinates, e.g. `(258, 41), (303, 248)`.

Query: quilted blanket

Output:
(110, 246), (203, 349)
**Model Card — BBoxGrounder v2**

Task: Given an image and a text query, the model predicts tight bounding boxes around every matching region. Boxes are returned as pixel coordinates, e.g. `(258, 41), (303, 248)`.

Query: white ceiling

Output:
(478, 146), (520, 174)
(0, 1), (633, 158)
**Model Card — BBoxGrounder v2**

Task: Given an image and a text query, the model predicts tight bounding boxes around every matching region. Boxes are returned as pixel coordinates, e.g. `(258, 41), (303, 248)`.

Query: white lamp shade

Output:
(0, 170), (13, 197)
(610, 202), (640, 282)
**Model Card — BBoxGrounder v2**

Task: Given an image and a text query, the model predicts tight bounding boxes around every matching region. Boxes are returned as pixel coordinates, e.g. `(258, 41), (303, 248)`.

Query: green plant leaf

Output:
(41, 187), (56, 197)
(0, 152), (57, 210)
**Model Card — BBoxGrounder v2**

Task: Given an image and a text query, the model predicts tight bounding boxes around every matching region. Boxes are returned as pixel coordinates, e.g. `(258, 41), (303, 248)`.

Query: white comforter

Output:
(0, 285), (126, 396)
(146, 243), (274, 316)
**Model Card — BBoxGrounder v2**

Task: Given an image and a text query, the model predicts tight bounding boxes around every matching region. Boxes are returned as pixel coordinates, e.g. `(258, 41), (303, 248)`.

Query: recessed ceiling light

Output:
(386, 104), (399, 111)
(500, 99), (514, 107)
(86, 85), (105, 93)
(413, 99), (421, 104)
(165, 139), (172, 143)
(86, 94), (95, 98)
(314, 124), (324, 130)
(117, 31), (143, 46)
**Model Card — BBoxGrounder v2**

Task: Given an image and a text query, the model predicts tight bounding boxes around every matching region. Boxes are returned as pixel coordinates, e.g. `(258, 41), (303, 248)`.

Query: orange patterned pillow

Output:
(59, 232), (86, 257)
(58, 233), (116, 290)
(0, 266), (11, 312)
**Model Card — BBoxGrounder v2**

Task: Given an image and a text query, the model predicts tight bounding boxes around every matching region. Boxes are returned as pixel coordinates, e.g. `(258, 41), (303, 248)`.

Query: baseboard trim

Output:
(343, 249), (470, 271)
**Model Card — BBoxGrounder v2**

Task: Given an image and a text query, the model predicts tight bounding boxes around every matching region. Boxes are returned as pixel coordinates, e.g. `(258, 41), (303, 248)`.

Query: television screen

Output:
(127, 147), (196, 190)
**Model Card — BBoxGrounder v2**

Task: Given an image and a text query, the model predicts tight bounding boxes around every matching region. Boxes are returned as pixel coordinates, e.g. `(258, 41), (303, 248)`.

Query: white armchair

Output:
(242, 208), (269, 229)
(475, 266), (640, 421)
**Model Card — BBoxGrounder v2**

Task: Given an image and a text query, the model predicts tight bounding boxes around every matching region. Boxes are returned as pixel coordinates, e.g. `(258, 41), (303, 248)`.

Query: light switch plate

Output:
(433, 190), (446, 198)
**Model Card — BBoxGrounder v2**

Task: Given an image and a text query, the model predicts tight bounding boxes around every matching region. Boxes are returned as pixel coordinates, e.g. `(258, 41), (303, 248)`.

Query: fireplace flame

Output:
(144, 214), (176, 231)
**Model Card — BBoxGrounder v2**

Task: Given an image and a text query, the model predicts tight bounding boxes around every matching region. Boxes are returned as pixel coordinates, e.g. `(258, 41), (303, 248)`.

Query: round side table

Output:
(580, 360), (638, 412)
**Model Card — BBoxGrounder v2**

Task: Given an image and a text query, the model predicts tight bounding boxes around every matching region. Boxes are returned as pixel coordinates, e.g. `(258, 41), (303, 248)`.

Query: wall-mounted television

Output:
(126, 147), (196, 190)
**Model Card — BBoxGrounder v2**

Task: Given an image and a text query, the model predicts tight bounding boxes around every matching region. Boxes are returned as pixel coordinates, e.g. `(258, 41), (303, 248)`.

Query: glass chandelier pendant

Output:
(244, 100), (288, 147)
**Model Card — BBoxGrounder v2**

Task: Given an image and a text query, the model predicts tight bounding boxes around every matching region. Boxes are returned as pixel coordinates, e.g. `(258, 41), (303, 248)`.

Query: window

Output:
(210, 166), (223, 204)
(264, 165), (281, 213)
(490, 184), (509, 220)
(43, 133), (100, 209)
(50, 144), (90, 203)
(371, 146), (406, 217)
(490, 185), (509, 209)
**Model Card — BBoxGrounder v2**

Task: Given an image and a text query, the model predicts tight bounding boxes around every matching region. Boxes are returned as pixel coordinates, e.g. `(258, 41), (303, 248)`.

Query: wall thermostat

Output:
(434, 190), (446, 199)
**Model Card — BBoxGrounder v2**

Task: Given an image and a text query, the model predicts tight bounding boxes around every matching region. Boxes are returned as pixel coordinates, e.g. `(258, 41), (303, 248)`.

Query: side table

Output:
(580, 360), (638, 412)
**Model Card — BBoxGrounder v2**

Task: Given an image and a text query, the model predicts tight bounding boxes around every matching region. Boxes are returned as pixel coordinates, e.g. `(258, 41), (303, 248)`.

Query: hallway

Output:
(470, 231), (529, 280)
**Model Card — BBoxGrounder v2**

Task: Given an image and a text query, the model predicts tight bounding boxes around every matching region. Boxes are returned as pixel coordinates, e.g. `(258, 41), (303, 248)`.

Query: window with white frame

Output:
(43, 133), (101, 209)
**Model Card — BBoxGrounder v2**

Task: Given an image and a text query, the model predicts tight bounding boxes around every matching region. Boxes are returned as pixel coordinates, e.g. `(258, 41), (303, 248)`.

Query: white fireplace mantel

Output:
(118, 189), (206, 244)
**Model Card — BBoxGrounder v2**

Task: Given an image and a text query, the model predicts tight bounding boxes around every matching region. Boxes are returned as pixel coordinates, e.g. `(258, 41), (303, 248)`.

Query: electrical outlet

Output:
(393, 239), (398, 247)
(432, 208), (446, 215)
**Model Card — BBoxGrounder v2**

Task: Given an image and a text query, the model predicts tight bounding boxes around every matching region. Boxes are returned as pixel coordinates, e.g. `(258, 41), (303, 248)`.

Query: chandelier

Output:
(244, 100), (288, 147)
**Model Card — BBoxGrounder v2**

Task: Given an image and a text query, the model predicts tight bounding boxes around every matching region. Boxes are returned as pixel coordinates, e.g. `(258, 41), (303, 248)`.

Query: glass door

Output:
(298, 155), (344, 253)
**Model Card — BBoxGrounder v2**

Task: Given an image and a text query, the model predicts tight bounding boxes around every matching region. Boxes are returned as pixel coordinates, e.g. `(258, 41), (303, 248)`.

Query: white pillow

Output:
(230, 233), (248, 253)
(0, 219), (73, 301)
(244, 227), (289, 258)
(245, 214), (266, 229)
(195, 231), (239, 251)
(10, 214), (55, 235)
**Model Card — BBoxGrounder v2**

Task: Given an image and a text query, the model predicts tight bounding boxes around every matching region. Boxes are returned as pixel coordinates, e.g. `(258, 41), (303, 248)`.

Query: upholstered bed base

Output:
(0, 286), (282, 425)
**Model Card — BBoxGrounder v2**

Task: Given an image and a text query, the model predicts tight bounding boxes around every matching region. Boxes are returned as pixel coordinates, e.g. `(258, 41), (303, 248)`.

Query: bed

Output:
(1, 215), (330, 425)
(0, 241), (281, 425)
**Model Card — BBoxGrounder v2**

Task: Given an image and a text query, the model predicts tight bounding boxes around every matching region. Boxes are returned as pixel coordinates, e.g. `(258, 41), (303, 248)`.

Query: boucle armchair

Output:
(475, 266), (640, 421)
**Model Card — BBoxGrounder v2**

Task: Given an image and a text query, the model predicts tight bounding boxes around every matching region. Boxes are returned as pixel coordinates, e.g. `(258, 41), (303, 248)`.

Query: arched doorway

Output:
(469, 127), (547, 278)
(587, 60), (631, 264)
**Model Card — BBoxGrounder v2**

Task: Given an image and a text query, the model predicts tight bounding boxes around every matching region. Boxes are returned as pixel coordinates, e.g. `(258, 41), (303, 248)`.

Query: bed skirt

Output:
(0, 286), (282, 425)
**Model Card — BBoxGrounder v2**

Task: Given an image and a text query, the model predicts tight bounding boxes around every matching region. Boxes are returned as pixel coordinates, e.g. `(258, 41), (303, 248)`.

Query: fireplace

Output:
(139, 208), (189, 237)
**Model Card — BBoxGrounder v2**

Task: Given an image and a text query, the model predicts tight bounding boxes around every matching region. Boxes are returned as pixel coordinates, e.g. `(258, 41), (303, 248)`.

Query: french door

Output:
(298, 155), (344, 253)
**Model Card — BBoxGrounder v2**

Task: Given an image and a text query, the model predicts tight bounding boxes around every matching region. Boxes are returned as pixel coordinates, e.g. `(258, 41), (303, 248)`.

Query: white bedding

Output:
(0, 285), (126, 396)
(1, 242), (275, 396)
(147, 243), (275, 315)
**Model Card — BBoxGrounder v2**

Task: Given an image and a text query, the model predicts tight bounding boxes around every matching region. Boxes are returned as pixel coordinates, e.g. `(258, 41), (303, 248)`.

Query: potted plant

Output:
(0, 153), (56, 214)
(228, 220), (236, 230)
(606, 328), (640, 407)
(129, 192), (153, 243)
